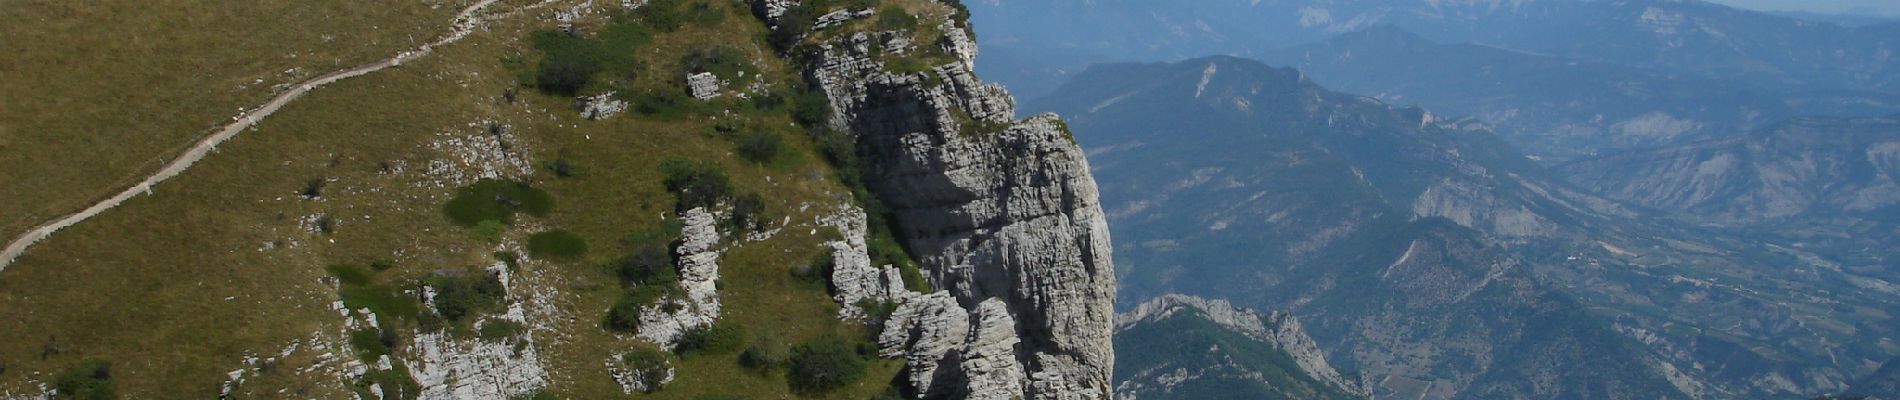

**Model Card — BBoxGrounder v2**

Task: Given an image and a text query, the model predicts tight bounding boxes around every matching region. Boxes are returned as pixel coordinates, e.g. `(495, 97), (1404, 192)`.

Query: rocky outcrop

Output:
(1117, 295), (1360, 395)
(408, 263), (550, 400)
(780, 1), (1118, 398)
(686, 72), (722, 100)
(636, 207), (722, 347)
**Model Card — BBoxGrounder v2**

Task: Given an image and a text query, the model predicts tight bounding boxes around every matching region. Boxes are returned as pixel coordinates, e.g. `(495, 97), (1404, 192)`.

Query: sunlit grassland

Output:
(0, 0), (468, 243)
(0, 0), (905, 397)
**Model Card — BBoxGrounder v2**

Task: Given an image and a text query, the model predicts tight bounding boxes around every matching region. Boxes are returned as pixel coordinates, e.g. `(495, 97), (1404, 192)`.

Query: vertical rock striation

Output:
(779, 1), (1117, 398)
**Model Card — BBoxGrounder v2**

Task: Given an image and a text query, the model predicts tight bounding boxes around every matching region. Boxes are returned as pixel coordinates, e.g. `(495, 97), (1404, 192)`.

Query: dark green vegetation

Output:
(1115, 309), (1359, 400)
(787, 335), (869, 395)
(527, 229), (589, 259)
(425, 270), (507, 325)
(443, 179), (554, 226)
(677, 322), (748, 357)
(53, 360), (115, 400)
(524, 19), (652, 96)
(324, 264), (423, 399)
(660, 158), (733, 212)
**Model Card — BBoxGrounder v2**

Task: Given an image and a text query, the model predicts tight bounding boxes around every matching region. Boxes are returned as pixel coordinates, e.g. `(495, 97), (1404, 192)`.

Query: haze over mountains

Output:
(971, 0), (1900, 101)
(973, 0), (1900, 398)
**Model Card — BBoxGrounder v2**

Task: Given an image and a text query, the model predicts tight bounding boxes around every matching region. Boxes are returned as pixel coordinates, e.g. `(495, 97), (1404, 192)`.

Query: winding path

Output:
(0, 0), (521, 271)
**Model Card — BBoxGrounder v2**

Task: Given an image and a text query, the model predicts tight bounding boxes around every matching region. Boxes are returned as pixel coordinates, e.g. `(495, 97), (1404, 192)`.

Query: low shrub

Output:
(608, 244), (677, 286)
(738, 335), (788, 372)
(735, 131), (783, 164)
(677, 323), (747, 357)
(478, 320), (527, 343)
(726, 193), (769, 234)
(443, 179), (554, 226)
(682, 46), (754, 79)
(606, 284), (676, 333)
(876, 5), (918, 31)
(633, 88), (694, 119)
(349, 329), (393, 362)
(787, 335), (867, 394)
(53, 359), (115, 400)
(660, 158), (732, 211)
(427, 271), (507, 324)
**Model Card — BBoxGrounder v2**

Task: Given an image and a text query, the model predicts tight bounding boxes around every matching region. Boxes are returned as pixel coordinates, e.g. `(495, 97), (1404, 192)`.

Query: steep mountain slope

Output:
(1032, 55), (1900, 399)
(1032, 55), (1691, 400)
(0, 0), (1115, 399)
(967, 0), (1900, 99)
(1254, 26), (1900, 163)
(1113, 295), (1362, 400)
(1847, 357), (1900, 399)
(1560, 114), (1900, 275)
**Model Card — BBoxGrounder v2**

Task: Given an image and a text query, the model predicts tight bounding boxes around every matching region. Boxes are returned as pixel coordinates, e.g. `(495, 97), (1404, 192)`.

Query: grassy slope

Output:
(0, 0), (465, 242)
(0, 0), (910, 398)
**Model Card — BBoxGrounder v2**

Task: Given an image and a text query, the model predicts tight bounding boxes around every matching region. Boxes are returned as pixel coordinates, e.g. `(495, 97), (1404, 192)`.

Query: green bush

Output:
(876, 5), (918, 31)
(634, 0), (687, 32)
(793, 252), (835, 289)
(682, 46), (755, 79)
(443, 179), (554, 226)
(660, 158), (732, 211)
(359, 367), (420, 400)
(787, 335), (868, 394)
(349, 328), (393, 362)
(546, 158), (578, 178)
(427, 271), (507, 324)
(608, 244), (677, 286)
(735, 130), (783, 164)
(530, 31), (603, 96)
(53, 359), (115, 400)
(791, 88), (831, 127)
(528, 230), (589, 259)
(633, 88), (694, 119)
(478, 320), (527, 343)
(726, 192), (769, 234)
(523, 18), (652, 97)
(687, 1), (725, 26)
(677, 323), (747, 357)
(606, 284), (675, 333)
(738, 335), (788, 372)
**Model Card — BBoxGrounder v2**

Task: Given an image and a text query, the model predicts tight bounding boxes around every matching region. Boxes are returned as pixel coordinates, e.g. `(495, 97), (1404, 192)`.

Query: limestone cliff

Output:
(763, 1), (1118, 398)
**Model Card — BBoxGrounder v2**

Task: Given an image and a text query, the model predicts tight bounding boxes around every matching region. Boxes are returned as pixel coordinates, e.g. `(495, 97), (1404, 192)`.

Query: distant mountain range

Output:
(1031, 55), (1900, 399)
(1560, 114), (1900, 270)
(1034, 56), (1693, 399)
(1254, 25), (1900, 162)
(969, 0), (1900, 100)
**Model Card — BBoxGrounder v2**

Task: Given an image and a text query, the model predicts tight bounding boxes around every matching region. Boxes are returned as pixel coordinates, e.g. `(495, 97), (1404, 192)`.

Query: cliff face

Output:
(761, 1), (1118, 398)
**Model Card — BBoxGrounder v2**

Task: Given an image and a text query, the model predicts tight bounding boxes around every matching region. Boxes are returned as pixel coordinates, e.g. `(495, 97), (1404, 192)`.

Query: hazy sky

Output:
(1704, 0), (1900, 16)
